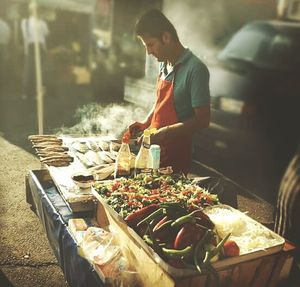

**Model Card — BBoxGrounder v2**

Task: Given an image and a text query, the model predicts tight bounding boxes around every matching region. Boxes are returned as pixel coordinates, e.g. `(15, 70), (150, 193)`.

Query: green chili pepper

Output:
(196, 234), (223, 268)
(193, 230), (213, 273)
(137, 208), (166, 227)
(146, 222), (165, 259)
(208, 232), (231, 259)
(143, 234), (167, 248)
(171, 214), (197, 228)
(193, 231), (228, 287)
(162, 245), (193, 259)
(202, 247), (212, 266)
(143, 234), (153, 246)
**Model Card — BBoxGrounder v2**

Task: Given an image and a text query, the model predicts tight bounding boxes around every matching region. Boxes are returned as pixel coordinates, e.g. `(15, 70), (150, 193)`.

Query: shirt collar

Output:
(161, 48), (190, 74)
(174, 48), (191, 67)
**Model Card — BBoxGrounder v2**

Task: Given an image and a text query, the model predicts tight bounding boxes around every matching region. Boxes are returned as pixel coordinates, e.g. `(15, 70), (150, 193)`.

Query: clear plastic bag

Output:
(80, 227), (119, 265)
(78, 227), (142, 287)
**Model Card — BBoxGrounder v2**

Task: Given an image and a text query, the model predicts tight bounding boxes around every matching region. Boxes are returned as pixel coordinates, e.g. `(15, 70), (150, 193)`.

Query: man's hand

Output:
(151, 106), (210, 142)
(150, 126), (169, 144)
(128, 122), (149, 137)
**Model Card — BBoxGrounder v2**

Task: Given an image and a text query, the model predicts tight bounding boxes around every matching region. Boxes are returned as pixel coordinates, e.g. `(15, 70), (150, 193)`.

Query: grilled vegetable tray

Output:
(91, 176), (285, 278)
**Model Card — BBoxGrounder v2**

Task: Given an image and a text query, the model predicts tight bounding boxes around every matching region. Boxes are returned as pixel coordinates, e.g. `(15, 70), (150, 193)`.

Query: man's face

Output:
(138, 34), (169, 62)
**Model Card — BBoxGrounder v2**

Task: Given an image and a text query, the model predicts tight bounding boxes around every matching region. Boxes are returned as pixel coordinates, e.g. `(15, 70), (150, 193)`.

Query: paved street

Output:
(0, 136), (68, 287)
(0, 81), (92, 286)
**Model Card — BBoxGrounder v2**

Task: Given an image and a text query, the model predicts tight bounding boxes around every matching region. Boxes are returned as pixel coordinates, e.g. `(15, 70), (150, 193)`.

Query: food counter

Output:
(26, 165), (295, 287)
(25, 135), (295, 286)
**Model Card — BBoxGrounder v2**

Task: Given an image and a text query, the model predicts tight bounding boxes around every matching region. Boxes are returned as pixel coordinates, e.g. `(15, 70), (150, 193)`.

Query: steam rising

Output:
(56, 103), (148, 138)
(164, 0), (276, 61)
(164, 0), (226, 59)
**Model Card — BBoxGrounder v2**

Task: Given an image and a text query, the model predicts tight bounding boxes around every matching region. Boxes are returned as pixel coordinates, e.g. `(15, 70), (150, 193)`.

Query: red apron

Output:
(150, 68), (192, 174)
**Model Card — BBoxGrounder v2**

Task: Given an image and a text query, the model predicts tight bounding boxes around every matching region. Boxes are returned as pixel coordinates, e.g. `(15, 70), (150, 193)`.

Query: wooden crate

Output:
(94, 198), (295, 287)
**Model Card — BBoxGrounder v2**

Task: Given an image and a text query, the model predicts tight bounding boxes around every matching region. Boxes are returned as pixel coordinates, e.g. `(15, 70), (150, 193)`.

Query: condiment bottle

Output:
(114, 133), (131, 178)
(134, 129), (151, 176)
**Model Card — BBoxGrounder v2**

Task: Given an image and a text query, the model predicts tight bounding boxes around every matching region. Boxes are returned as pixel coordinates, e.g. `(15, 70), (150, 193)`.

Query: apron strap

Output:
(158, 62), (181, 83)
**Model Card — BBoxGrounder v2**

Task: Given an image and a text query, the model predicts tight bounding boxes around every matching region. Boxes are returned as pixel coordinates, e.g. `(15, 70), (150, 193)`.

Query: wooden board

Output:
(45, 135), (115, 213)
(48, 165), (95, 213)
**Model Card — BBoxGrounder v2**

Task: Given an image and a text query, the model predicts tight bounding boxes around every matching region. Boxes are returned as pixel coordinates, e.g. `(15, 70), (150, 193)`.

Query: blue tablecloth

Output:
(26, 170), (103, 287)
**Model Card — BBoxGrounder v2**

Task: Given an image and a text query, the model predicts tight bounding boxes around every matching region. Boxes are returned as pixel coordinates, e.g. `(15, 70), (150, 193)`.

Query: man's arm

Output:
(128, 104), (155, 135)
(151, 105), (210, 143)
(142, 104), (155, 127)
(151, 60), (211, 143)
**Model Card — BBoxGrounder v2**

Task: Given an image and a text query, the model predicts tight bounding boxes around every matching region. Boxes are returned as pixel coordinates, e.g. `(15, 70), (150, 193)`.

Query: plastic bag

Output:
(78, 227), (141, 287)
(80, 227), (119, 265)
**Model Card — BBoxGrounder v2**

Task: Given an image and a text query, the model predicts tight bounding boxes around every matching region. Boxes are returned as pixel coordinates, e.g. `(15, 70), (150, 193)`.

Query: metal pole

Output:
(32, 1), (44, 135)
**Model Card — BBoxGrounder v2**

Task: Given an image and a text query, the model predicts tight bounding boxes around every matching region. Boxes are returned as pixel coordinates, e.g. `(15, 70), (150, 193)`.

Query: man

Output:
(274, 143), (300, 285)
(21, 3), (49, 100)
(128, 9), (210, 174)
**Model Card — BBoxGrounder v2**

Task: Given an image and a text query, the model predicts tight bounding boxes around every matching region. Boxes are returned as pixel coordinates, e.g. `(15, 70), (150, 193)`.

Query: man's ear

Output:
(161, 31), (171, 44)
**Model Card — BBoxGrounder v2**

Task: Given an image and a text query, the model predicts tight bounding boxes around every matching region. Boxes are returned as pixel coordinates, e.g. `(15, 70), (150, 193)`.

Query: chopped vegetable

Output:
(94, 173), (219, 218)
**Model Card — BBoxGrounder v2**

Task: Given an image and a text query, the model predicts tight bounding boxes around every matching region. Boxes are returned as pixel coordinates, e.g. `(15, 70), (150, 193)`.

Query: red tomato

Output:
(223, 240), (240, 257)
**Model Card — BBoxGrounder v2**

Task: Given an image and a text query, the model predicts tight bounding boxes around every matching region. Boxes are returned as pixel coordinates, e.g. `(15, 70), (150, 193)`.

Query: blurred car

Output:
(192, 20), (300, 202)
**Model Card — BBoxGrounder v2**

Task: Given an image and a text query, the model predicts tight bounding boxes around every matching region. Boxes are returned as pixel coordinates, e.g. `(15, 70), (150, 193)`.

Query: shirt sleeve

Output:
(189, 62), (210, 107)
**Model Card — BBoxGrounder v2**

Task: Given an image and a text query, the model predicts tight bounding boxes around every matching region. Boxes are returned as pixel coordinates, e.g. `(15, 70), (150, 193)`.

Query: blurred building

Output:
(2, 0), (285, 103)
(277, 0), (300, 20)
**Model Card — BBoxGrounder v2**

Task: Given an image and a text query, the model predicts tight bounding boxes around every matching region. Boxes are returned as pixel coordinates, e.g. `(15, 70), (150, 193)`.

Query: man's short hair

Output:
(135, 9), (179, 42)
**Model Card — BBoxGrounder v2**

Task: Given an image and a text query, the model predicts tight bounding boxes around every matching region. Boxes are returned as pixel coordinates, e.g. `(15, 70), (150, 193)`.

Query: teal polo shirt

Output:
(159, 48), (210, 121)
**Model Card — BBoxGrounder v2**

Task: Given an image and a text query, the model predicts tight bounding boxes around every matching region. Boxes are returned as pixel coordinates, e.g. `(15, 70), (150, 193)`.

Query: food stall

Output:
(26, 134), (296, 287)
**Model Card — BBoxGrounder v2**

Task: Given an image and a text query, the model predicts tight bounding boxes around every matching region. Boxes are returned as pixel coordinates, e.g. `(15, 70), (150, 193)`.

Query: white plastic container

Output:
(150, 144), (160, 170)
